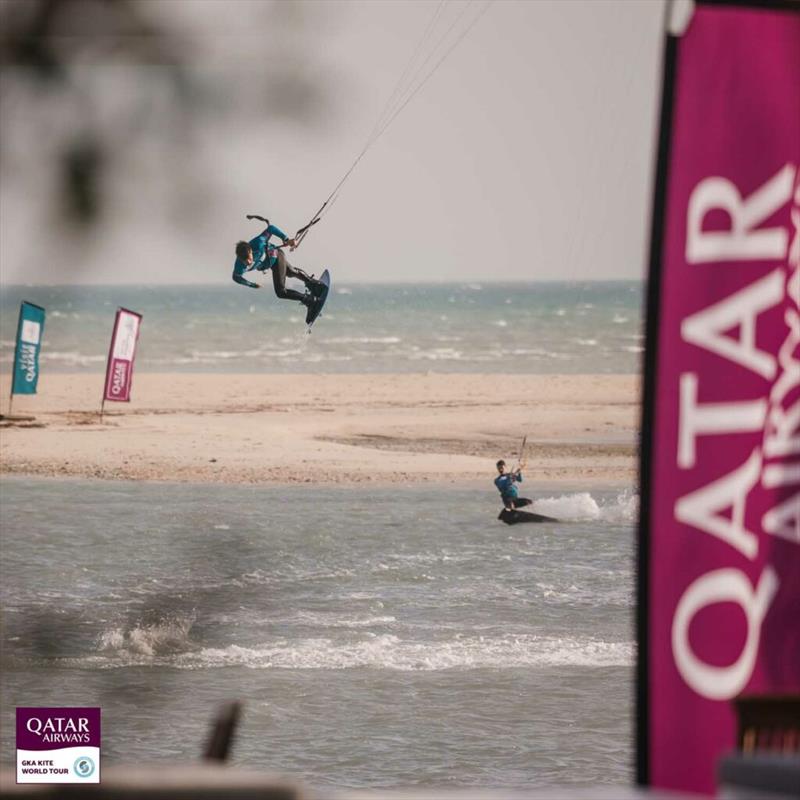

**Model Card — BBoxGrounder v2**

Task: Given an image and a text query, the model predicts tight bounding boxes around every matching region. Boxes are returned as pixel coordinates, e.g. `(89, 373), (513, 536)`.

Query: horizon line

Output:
(0, 277), (644, 289)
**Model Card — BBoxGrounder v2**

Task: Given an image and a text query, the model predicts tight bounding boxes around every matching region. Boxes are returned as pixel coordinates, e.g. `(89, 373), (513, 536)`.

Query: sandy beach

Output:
(0, 373), (639, 486)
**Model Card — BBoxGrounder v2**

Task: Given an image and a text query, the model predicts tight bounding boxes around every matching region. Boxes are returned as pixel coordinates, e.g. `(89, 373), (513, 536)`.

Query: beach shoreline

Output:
(0, 373), (640, 486)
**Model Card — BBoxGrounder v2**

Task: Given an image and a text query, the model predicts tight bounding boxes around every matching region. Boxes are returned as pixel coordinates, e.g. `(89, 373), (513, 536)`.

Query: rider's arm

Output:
(232, 265), (259, 289)
(264, 224), (289, 243)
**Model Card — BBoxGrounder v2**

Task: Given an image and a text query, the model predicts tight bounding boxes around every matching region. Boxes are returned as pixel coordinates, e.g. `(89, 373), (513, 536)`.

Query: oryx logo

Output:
(73, 756), (95, 778)
(20, 320), (41, 345)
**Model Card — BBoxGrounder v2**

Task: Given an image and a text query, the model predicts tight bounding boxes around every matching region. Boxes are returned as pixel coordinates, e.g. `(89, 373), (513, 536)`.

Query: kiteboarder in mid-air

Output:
(232, 216), (326, 321)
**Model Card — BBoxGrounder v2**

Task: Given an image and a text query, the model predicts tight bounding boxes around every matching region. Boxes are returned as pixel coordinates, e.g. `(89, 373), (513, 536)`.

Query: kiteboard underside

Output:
(306, 269), (330, 328)
(498, 508), (559, 525)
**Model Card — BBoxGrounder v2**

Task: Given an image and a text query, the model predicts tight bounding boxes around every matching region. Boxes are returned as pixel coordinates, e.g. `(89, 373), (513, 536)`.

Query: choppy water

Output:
(0, 282), (642, 374)
(0, 478), (636, 789)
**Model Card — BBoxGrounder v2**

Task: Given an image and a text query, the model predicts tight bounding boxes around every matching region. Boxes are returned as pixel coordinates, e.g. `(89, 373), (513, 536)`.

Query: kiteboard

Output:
(498, 508), (559, 525)
(305, 269), (330, 329)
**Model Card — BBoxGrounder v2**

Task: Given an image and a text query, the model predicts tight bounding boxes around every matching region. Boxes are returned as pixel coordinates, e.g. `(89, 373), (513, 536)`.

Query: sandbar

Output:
(0, 373), (640, 486)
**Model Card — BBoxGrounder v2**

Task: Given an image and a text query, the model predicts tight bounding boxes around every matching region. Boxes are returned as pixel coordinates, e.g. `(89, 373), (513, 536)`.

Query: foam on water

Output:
(323, 336), (402, 344)
(84, 602), (633, 671)
(533, 491), (638, 522)
(171, 634), (632, 671)
(293, 611), (398, 629)
(98, 613), (195, 657)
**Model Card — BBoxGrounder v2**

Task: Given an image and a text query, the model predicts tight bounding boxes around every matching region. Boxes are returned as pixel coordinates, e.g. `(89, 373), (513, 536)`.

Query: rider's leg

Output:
(285, 260), (325, 296)
(272, 251), (311, 304)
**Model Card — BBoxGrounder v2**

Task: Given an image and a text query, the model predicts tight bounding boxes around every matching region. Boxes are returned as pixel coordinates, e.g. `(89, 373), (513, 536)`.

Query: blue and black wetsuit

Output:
(232, 224), (312, 303)
(494, 471), (532, 510)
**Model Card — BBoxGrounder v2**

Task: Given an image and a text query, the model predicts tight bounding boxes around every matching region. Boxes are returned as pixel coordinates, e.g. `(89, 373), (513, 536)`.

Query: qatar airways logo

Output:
(109, 360), (129, 396)
(18, 343), (38, 382)
(17, 707), (101, 784)
(25, 717), (91, 745)
(671, 163), (799, 700)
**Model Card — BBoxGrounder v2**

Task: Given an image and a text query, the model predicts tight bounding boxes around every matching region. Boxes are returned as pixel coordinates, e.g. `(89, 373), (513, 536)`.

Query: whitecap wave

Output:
(42, 352), (106, 367)
(323, 336), (401, 344)
(293, 611), (397, 629)
(178, 633), (633, 671)
(409, 349), (463, 361)
(98, 613), (195, 658)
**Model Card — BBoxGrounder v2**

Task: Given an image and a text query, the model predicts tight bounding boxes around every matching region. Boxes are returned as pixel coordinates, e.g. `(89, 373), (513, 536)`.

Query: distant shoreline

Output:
(1, 372), (639, 487)
(1, 278), (644, 288)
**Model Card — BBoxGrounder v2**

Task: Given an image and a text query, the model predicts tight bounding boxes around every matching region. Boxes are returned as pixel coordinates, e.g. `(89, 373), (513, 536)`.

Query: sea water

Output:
(0, 478), (636, 789)
(0, 282), (642, 374)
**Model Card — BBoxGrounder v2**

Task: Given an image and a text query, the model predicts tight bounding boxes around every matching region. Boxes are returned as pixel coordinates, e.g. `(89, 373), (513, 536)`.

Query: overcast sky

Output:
(0, 0), (666, 285)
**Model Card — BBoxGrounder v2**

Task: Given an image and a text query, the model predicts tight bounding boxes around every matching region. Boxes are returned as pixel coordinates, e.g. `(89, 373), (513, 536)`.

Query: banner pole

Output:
(636, 0), (681, 786)
(101, 308), (119, 423)
(9, 302), (21, 418)
(8, 333), (13, 415)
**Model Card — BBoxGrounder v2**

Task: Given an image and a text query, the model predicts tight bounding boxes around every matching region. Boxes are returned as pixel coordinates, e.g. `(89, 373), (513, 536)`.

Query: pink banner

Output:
(640, 1), (800, 795)
(103, 308), (142, 403)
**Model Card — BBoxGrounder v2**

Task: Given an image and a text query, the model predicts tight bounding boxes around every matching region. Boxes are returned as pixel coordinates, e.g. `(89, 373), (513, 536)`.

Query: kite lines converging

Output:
(291, 0), (495, 248)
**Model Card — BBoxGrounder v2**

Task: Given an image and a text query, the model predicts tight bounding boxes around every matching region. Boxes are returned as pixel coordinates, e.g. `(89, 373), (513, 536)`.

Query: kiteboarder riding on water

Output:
(494, 459), (533, 511)
(232, 217), (326, 320)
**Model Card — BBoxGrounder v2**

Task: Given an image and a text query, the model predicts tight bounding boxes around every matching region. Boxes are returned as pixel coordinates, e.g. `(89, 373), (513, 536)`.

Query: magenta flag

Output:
(638, 0), (800, 795)
(103, 308), (142, 403)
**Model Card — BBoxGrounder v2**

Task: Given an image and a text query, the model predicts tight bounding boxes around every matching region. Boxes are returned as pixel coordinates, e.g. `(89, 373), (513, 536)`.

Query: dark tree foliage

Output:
(0, 0), (327, 228)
